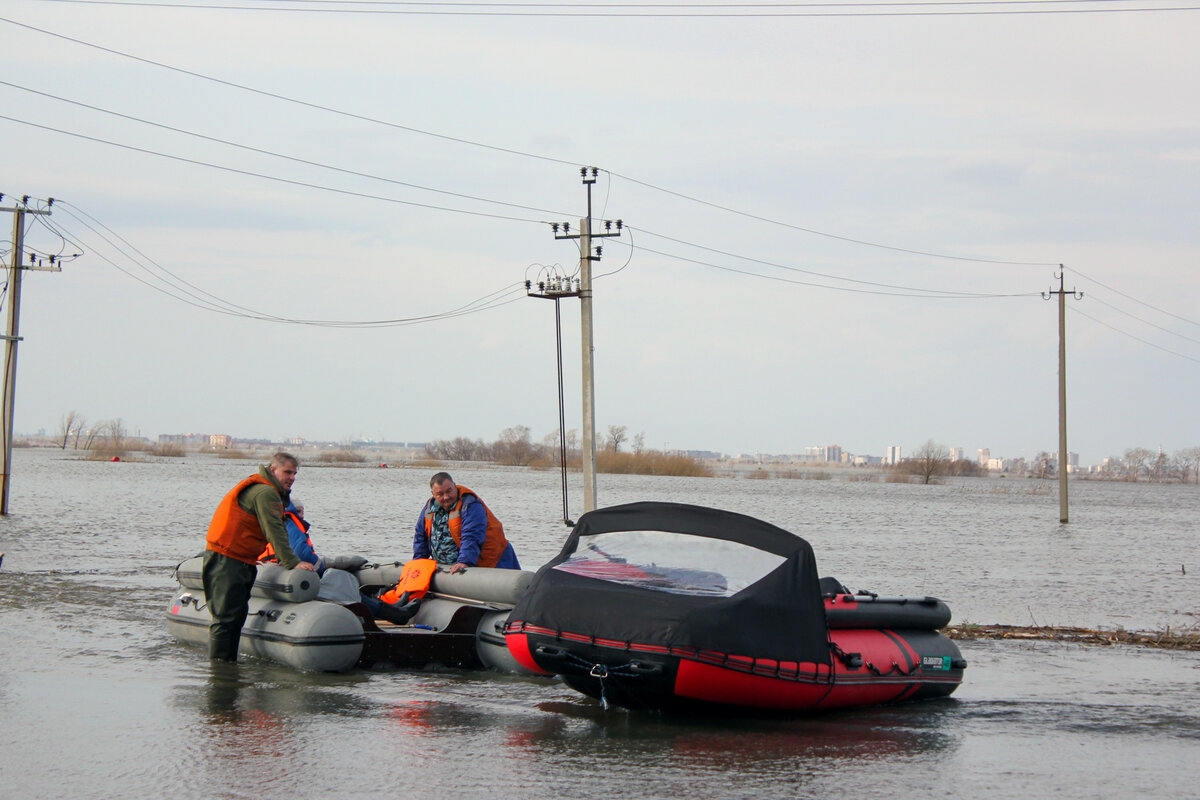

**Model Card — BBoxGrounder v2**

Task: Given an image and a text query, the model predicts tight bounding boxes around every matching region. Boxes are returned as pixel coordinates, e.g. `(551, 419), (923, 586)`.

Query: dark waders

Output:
(201, 550), (258, 662)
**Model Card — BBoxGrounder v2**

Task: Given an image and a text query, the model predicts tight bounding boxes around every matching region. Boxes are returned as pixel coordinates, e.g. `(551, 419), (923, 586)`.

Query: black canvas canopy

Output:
(512, 501), (831, 666)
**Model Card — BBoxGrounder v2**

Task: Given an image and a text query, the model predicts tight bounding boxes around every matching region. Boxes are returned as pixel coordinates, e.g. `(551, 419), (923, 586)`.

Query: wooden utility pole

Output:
(1043, 269), (1081, 524)
(2, 198), (54, 515)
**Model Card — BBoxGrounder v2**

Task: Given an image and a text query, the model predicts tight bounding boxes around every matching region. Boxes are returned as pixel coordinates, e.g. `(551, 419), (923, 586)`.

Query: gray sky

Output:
(2, 1), (1198, 466)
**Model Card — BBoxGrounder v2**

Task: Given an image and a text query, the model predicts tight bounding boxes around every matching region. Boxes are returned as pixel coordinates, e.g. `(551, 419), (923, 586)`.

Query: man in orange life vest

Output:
(413, 472), (520, 573)
(204, 451), (316, 661)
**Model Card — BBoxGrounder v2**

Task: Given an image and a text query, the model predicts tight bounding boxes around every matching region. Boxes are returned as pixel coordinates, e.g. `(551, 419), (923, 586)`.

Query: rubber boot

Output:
(376, 596), (422, 625)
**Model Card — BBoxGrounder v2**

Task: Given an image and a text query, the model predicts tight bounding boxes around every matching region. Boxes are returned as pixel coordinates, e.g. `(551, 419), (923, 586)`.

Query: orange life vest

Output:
(379, 558), (438, 605)
(206, 473), (280, 565)
(259, 510), (311, 563)
(422, 485), (508, 568)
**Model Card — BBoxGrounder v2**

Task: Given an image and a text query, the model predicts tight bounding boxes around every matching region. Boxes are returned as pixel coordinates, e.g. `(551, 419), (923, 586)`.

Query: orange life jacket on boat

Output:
(206, 474), (279, 565)
(379, 558), (438, 605)
(422, 485), (508, 568)
(259, 510), (312, 563)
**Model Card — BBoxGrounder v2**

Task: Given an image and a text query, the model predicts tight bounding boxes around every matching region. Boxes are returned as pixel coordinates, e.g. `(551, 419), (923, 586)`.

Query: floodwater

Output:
(1, 448), (1197, 799)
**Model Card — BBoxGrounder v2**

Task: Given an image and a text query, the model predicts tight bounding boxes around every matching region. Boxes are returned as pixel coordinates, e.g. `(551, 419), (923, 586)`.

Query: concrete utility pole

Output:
(526, 269), (579, 526)
(2, 197), (55, 515)
(547, 168), (623, 513)
(1043, 269), (1081, 524)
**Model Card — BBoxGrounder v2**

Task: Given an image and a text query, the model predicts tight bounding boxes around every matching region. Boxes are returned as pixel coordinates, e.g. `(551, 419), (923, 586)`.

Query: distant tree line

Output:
(423, 424), (693, 473)
(892, 438), (1200, 485)
(1095, 446), (1200, 484)
(54, 410), (135, 459)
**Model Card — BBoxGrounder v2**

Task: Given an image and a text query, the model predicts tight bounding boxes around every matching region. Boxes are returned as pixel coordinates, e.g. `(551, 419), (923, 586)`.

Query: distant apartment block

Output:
(949, 447), (964, 462)
(210, 434), (232, 449)
(978, 448), (990, 465)
(885, 446), (901, 466)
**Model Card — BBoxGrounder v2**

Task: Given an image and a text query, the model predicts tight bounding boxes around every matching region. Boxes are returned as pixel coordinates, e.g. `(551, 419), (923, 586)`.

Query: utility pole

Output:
(2, 196), (55, 514)
(526, 268), (579, 526)
(548, 168), (622, 514)
(1043, 269), (1081, 524)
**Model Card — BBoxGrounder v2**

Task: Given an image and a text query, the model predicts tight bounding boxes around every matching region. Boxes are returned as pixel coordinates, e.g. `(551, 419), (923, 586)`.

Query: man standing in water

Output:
(414, 472), (520, 573)
(203, 451), (316, 661)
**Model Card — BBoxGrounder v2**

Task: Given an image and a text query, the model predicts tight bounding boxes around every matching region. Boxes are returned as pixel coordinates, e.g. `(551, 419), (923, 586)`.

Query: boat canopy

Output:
(512, 501), (831, 665)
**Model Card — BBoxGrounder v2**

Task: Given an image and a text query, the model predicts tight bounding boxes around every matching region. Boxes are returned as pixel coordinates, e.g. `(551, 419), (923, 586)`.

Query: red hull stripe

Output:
(504, 632), (555, 675)
(506, 621), (831, 680)
(675, 659), (834, 710)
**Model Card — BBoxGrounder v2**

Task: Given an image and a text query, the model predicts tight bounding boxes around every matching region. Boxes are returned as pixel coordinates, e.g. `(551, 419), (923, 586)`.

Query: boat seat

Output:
(819, 576), (850, 596)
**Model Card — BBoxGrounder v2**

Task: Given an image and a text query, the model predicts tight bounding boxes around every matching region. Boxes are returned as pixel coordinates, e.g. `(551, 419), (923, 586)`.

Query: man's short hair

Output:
(430, 471), (454, 488)
(271, 451), (299, 469)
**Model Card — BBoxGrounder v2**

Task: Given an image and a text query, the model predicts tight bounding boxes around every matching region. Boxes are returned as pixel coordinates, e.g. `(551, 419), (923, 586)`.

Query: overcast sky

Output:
(2, 0), (1198, 466)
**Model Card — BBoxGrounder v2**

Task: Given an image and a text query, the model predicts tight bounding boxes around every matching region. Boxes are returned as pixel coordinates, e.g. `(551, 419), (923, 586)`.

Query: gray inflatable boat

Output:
(167, 557), (537, 673)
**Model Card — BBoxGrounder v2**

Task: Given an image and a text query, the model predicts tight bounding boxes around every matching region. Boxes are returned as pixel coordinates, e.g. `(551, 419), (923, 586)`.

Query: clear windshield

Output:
(553, 529), (787, 597)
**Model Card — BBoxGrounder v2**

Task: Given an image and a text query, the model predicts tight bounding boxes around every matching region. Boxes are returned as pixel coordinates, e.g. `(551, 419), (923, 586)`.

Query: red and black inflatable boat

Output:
(505, 501), (966, 713)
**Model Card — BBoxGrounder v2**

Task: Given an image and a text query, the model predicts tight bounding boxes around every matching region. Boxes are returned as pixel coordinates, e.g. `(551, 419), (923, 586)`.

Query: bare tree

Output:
(55, 410), (85, 450)
(90, 418), (128, 458)
(632, 432), (646, 455)
(425, 436), (489, 461)
(1149, 450), (1171, 483)
(1124, 447), (1152, 482)
(542, 428), (563, 466)
(492, 425), (542, 466)
(1176, 447), (1200, 485)
(912, 439), (950, 485)
(1032, 451), (1055, 479)
(605, 425), (628, 453)
(80, 424), (101, 451)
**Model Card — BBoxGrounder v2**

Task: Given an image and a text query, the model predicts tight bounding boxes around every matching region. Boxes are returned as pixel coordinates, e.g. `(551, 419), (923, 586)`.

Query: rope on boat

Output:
(535, 644), (661, 711)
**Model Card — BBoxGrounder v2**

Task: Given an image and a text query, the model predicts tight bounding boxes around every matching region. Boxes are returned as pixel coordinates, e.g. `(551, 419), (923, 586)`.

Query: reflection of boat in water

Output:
(167, 557), (537, 674)
(505, 501), (966, 714)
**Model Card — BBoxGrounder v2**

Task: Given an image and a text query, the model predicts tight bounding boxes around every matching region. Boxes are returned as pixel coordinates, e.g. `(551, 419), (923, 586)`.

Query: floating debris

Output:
(945, 623), (1200, 651)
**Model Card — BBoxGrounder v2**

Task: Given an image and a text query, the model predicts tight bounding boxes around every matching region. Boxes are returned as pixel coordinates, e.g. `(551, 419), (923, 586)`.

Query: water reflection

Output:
(515, 697), (958, 762)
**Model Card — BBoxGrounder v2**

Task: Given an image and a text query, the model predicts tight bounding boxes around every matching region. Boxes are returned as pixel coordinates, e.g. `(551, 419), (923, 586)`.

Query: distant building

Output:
(978, 448), (990, 466)
(823, 445), (842, 464)
(210, 434), (232, 449)
(949, 447), (964, 462)
(886, 446), (901, 466)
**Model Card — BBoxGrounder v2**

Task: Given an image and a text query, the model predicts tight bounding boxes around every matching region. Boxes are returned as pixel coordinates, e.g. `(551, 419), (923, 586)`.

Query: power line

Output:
(0, 16), (1066, 269)
(0, 79), (570, 220)
(627, 239), (1040, 297)
(23, 0), (1200, 17)
(38, 197), (530, 327)
(1070, 305), (1200, 365)
(0, 115), (548, 225)
(630, 225), (1040, 293)
(1067, 264), (1200, 330)
(0, 15), (579, 169)
(1085, 294), (1200, 346)
(611, 173), (1058, 267)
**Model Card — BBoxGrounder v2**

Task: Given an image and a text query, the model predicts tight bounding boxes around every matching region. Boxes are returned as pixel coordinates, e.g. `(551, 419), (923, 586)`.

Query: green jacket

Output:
(238, 466), (301, 569)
